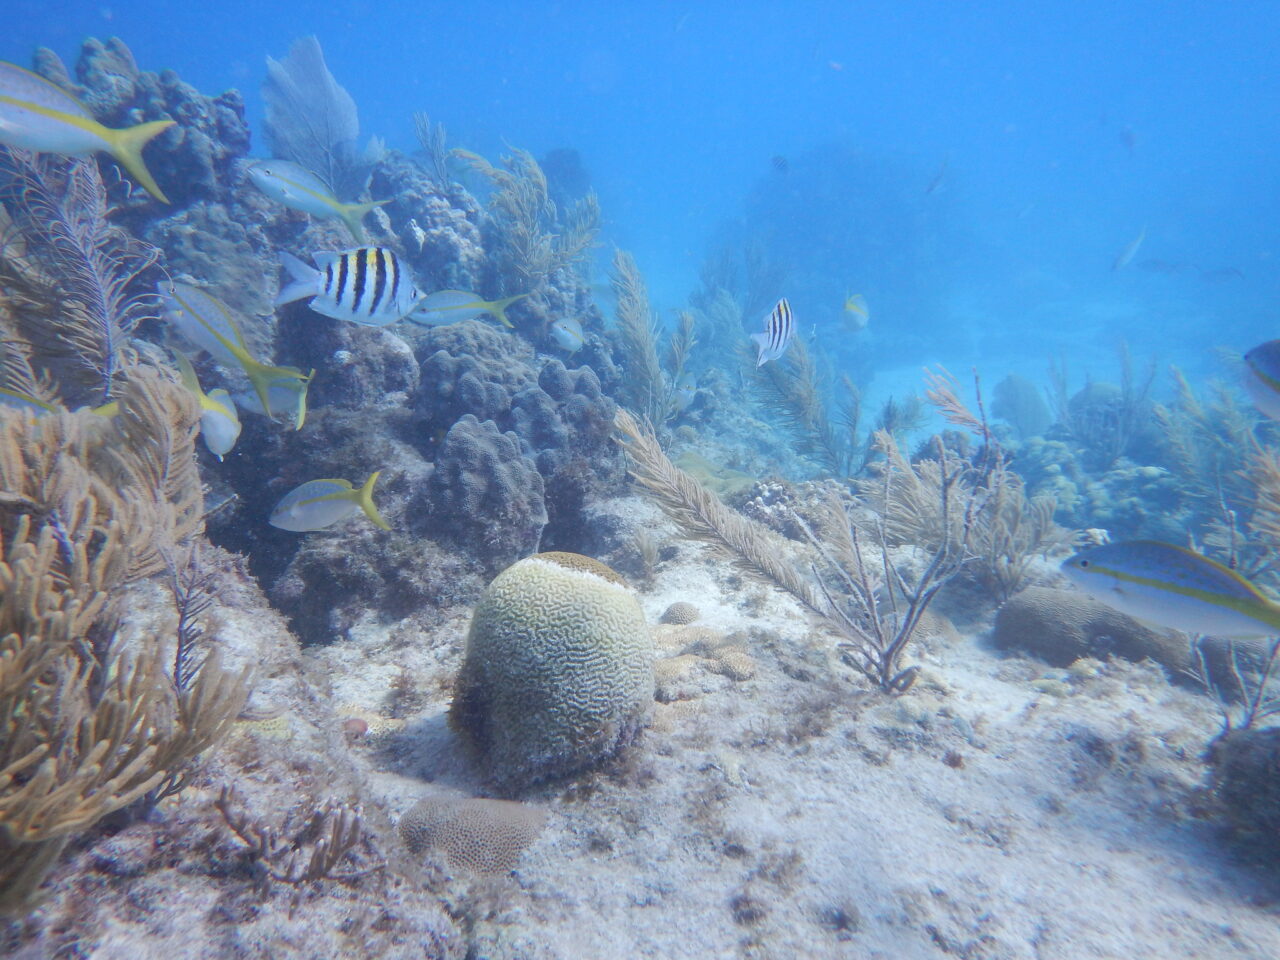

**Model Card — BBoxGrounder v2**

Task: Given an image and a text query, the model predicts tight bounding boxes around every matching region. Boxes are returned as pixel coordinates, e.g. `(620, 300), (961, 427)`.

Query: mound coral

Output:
(398, 794), (546, 876)
(449, 552), (654, 795)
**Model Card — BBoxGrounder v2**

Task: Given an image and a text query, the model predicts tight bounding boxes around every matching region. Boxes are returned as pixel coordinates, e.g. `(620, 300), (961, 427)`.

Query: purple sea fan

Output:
(0, 147), (160, 405)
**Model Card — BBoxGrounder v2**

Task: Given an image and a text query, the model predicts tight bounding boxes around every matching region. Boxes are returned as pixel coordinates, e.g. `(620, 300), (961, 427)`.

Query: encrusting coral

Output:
(449, 552), (654, 795)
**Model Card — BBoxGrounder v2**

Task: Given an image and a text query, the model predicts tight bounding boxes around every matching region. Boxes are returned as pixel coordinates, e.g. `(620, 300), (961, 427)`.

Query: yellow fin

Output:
(338, 199), (391, 243)
(101, 119), (175, 203)
(357, 471), (391, 530)
(487, 293), (529, 328)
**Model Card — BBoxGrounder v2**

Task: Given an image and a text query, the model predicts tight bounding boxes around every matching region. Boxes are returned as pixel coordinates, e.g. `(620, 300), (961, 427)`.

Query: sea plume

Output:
(0, 148), (159, 406)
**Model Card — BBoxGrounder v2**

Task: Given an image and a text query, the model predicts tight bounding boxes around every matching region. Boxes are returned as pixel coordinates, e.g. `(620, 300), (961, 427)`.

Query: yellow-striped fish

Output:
(269, 471), (390, 532)
(0, 60), (173, 202)
(843, 293), (869, 331)
(0, 386), (57, 415)
(158, 281), (311, 427)
(247, 159), (389, 243)
(1062, 540), (1280, 639)
(409, 290), (527, 329)
(172, 351), (241, 460)
(276, 248), (424, 327)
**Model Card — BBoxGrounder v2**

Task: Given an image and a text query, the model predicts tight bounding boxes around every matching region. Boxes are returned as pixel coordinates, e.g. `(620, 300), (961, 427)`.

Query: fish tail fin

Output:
(292, 369), (315, 430)
(749, 332), (770, 366)
(488, 293), (528, 329)
(275, 250), (319, 307)
(357, 471), (391, 530)
(103, 119), (175, 203)
(239, 357), (278, 418)
(170, 350), (204, 397)
(338, 199), (391, 243)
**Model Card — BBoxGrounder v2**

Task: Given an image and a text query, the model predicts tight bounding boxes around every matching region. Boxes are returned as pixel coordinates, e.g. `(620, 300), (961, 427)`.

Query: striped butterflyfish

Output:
(749, 297), (796, 367)
(276, 248), (424, 327)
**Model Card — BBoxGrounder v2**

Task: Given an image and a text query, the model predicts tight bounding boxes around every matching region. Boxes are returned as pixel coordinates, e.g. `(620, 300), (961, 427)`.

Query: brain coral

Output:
(449, 552), (655, 795)
(660, 601), (701, 625)
(398, 794), (547, 876)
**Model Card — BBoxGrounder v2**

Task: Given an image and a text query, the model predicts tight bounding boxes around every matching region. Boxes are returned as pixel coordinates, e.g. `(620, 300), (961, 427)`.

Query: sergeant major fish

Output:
(276, 248), (424, 327)
(269, 471), (391, 532)
(1062, 539), (1280, 639)
(247, 159), (389, 243)
(0, 60), (174, 202)
(1243, 340), (1280, 421)
(750, 297), (796, 366)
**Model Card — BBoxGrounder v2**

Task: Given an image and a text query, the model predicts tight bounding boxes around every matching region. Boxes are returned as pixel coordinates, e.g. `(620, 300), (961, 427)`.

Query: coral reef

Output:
(449, 552), (655, 795)
(660, 601), (702, 625)
(991, 586), (1191, 674)
(426, 414), (548, 571)
(1210, 727), (1280, 860)
(398, 794), (547, 876)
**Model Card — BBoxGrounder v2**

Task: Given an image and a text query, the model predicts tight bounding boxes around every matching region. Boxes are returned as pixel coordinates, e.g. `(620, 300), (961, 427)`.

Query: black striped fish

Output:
(749, 297), (795, 366)
(276, 248), (424, 326)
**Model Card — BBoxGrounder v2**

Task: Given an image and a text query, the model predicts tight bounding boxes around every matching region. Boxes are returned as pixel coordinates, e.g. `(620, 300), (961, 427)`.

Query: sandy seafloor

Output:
(296, 495), (1280, 960)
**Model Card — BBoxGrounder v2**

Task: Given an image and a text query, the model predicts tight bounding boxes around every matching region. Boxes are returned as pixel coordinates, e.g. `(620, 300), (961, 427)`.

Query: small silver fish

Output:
(247, 159), (388, 243)
(269, 471), (391, 532)
(1111, 226), (1146, 271)
(750, 298), (795, 366)
(0, 60), (174, 202)
(276, 248), (423, 327)
(409, 290), (526, 329)
(549, 316), (585, 353)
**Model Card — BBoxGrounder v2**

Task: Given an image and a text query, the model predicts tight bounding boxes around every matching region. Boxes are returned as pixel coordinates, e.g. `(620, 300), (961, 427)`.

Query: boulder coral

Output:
(449, 552), (654, 795)
(398, 794), (547, 876)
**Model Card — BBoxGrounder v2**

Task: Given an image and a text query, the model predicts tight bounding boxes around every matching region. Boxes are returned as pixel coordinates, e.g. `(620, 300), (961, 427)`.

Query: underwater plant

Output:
(412, 110), (450, 187)
(0, 374), (248, 914)
(458, 146), (601, 292)
(0, 149), (160, 407)
(616, 407), (985, 692)
(262, 36), (367, 200)
(1048, 342), (1156, 471)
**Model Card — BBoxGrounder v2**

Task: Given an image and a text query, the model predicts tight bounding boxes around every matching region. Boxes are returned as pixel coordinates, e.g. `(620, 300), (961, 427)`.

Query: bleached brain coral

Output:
(449, 552), (654, 795)
(398, 794), (547, 876)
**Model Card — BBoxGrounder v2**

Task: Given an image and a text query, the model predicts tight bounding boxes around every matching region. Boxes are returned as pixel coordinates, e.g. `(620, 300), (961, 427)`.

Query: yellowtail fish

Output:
(750, 297), (795, 367)
(409, 290), (527, 329)
(158, 281), (311, 426)
(269, 471), (390, 532)
(172, 351), (241, 460)
(0, 386), (57, 415)
(843, 293), (869, 331)
(1111, 225), (1146, 271)
(1243, 340), (1280, 421)
(277, 248), (424, 327)
(548, 316), (585, 353)
(247, 159), (389, 243)
(1062, 540), (1280, 639)
(233, 371), (313, 430)
(0, 60), (174, 202)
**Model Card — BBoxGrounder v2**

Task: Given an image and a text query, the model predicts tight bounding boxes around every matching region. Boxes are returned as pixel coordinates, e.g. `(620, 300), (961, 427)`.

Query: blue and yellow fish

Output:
(269, 472), (390, 532)
(0, 60), (173, 202)
(247, 159), (389, 243)
(1062, 540), (1280, 639)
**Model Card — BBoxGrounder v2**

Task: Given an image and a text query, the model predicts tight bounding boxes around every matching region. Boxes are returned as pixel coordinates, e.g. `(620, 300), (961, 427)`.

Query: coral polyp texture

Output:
(398, 794), (547, 876)
(449, 552), (655, 795)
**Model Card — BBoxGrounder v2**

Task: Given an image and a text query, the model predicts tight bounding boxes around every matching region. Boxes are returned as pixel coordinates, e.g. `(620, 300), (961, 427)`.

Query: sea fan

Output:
(0, 148), (160, 405)
(262, 36), (364, 198)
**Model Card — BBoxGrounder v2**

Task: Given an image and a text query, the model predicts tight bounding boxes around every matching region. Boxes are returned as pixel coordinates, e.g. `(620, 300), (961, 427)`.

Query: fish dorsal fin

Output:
(313, 251), (341, 268)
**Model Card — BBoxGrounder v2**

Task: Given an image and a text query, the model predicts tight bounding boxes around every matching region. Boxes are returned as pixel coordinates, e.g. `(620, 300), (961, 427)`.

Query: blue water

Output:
(6, 0), (1278, 391)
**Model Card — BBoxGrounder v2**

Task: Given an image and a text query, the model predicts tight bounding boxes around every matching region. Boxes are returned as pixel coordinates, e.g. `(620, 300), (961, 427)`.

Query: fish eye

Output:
(1078, 560), (1090, 568)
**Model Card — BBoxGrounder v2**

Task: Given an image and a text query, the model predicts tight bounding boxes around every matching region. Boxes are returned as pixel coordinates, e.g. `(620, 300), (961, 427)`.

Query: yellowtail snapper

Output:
(1243, 340), (1280, 421)
(0, 60), (174, 202)
(1062, 539), (1280, 639)
(172, 351), (241, 460)
(269, 471), (391, 532)
(158, 281), (312, 426)
(277, 248), (424, 327)
(247, 159), (389, 243)
(408, 289), (527, 329)
(750, 297), (795, 367)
